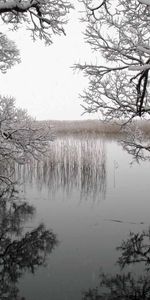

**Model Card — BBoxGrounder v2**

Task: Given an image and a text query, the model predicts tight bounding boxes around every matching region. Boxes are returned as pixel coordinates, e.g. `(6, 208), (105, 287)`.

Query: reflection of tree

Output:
(0, 186), (34, 236)
(117, 229), (150, 270)
(19, 136), (106, 201)
(0, 185), (58, 300)
(82, 272), (150, 300)
(122, 139), (150, 162)
(82, 228), (150, 300)
(120, 124), (150, 162)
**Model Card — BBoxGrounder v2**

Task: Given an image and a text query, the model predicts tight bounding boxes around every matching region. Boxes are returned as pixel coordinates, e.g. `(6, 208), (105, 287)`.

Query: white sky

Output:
(0, 1), (99, 121)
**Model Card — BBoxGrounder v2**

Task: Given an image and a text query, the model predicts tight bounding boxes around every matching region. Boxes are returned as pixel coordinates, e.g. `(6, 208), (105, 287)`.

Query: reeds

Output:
(37, 120), (121, 136)
(18, 135), (106, 202)
(37, 119), (150, 136)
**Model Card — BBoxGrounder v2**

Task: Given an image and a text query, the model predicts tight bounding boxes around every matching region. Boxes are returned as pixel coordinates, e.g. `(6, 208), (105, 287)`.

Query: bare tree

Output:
(75, 0), (150, 121)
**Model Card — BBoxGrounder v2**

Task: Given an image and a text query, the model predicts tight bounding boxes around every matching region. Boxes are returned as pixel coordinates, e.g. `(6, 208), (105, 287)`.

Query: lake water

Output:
(11, 135), (150, 299)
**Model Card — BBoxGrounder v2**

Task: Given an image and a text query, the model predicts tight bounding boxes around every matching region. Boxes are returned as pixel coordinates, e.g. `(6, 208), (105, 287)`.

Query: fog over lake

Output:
(10, 134), (150, 300)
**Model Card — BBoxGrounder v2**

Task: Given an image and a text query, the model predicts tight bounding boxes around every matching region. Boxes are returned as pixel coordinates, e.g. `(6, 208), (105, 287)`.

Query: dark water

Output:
(7, 136), (150, 299)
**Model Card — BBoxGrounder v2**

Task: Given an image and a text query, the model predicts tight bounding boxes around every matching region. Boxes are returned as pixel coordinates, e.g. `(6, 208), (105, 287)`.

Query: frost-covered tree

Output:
(0, 33), (54, 189)
(0, 0), (73, 44)
(0, 96), (54, 192)
(0, 0), (73, 187)
(0, 97), (54, 163)
(0, 32), (20, 72)
(75, 0), (150, 121)
(0, 34), (53, 190)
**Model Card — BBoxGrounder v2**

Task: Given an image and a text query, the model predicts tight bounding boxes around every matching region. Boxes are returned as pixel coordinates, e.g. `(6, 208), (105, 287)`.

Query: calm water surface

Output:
(16, 135), (150, 299)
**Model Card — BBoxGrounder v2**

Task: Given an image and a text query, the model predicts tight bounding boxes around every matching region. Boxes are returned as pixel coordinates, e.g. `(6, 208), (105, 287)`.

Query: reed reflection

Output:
(20, 136), (106, 201)
(0, 184), (58, 300)
(82, 228), (150, 300)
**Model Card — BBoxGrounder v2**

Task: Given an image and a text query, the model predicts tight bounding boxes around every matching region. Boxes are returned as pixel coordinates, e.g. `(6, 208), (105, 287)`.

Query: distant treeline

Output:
(37, 119), (150, 136)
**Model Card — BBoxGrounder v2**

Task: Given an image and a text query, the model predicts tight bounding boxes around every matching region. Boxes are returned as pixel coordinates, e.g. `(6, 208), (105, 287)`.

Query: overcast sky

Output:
(0, 1), (99, 121)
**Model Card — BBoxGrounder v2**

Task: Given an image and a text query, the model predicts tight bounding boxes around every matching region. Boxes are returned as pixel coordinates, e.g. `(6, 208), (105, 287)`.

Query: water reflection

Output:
(0, 185), (58, 300)
(117, 229), (150, 270)
(0, 160), (16, 197)
(82, 272), (150, 300)
(18, 136), (106, 200)
(120, 125), (150, 162)
(82, 228), (150, 300)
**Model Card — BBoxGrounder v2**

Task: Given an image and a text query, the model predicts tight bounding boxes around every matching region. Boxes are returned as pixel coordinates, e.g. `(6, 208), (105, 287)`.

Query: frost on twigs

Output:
(129, 64), (150, 71)
(0, 0), (73, 44)
(76, 0), (150, 119)
(0, 32), (20, 72)
(0, 96), (54, 189)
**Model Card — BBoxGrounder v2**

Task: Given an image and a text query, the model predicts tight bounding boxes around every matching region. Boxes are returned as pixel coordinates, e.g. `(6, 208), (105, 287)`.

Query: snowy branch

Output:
(76, 0), (150, 119)
(0, 0), (73, 44)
